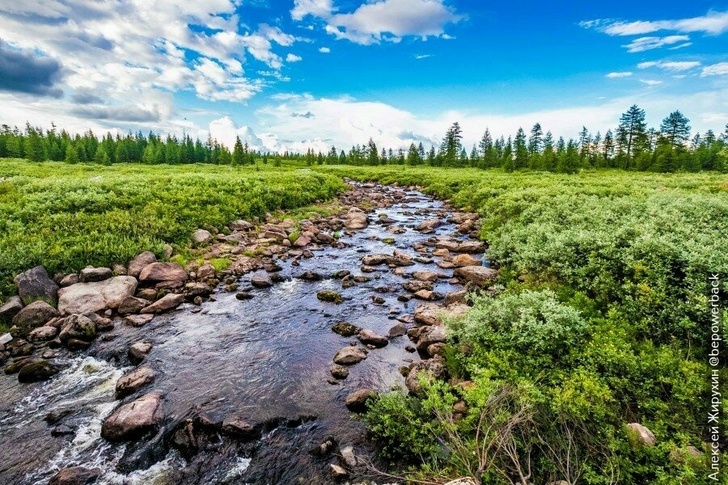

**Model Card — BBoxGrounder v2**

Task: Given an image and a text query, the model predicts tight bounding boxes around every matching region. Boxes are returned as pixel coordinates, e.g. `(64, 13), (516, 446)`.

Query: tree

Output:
(513, 128), (528, 169)
(232, 136), (245, 166)
(602, 129), (615, 166)
(660, 110), (691, 150)
(407, 143), (422, 165)
(616, 105), (648, 159)
(366, 138), (379, 165)
(440, 122), (463, 167)
(528, 123), (543, 155)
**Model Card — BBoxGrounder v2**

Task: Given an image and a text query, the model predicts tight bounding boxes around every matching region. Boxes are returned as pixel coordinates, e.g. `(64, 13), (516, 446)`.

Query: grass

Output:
(0, 159), (345, 308)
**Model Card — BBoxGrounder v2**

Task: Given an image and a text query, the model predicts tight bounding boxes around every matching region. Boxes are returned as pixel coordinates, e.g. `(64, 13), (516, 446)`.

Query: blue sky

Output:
(0, 0), (727, 152)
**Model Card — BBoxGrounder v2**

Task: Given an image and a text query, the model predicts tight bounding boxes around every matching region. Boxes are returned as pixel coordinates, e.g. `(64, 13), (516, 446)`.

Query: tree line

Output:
(2, 105), (728, 172)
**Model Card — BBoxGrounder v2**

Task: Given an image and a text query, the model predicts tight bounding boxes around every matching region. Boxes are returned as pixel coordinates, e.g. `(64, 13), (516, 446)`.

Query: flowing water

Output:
(0, 184), (484, 484)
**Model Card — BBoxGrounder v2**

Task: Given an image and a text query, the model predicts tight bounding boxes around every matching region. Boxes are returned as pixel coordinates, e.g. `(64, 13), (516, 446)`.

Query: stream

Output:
(0, 183), (485, 484)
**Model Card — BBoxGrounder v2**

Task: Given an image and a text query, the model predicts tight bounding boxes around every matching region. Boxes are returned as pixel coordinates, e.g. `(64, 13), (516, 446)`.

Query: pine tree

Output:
(528, 123), (543, 155)
(617, 104), (648, 159)
(660, 110), (691, 150)
(232, 136), (244, 166)
(440, 122), (463, 167)
(513, 128), (528, 169)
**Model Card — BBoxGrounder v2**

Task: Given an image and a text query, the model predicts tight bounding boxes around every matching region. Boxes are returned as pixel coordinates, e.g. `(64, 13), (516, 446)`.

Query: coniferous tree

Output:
(660, 110), (691, 150)
(232, 136), (244, 166)
(440, 122), (463, 167)
(617, 104), (648, 160)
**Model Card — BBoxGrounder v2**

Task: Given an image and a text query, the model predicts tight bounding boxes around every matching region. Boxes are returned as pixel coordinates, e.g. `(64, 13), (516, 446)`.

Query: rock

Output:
(456, 241), (485, 253)
(163, 244), (174, 259)
(390, 250), (414, 266)
(330, 364), (349, 379)
(333, 346), (368, 365)
(330, 464), (348, 478)
(58, 314), (96, 345)
(402, 281), (432, 293)
(67, 338), (92, 351)
(192, 229), (213, 245)
(141, 293), (185, 313)
(414, 303), (443, 326)
(79, 267), (113, 283)
(12, 301), (59, 335)
(344, 208), (368, 230)
(427, 342), (447, 357)
(18, 360), (60, 383)
(414, 289), (442, 301)
(445, 289), (468, 305)
(0, 296), (24, 326)
(27, 325), (59, 342)
(235, 292), (253, 300)
(49, 466), (101, 485)
(251, 273), (273, 288)
(416, 326), (447, 350)
(59, 274), (80, 287)
(136, 288), (157, 301)
(453, 266), (498, 287)
(388, 322), (407, 338)
(340, 445), (358, 467)
(112, 263), (127, 275)
(362, 254), (389, 266)
(406, 360), (447, 395)
(411, 271), (440, 282)
(128, 251), (157, 278)
(116, 365), (156, 399)
(416, 218), (442, 232)
(118, 296), (148, 314)
(58, 276), (138, 315)
(344, 389), (377, 412)
(196, 263), (216, 280)
(332, 322), (360, 337)
(138, 262), (187, 283)
(231, 219), (255, 231)
(317, 290), (342, 304)
(129, 342), (153, 364)
(14, 266), (59, 306)
(626, 423), (657, 447)
(185, 282), (213, 299)
(293, 235), (311, 247)
(101, 391), (164, 442)
(433, 248), (450, 258)
(452, 254), (481, 267)
(222, 417), (257, 440)
(358, 329), (388, 348)
(297, 271), (324, 281)
(124, 314), (154, 327)
(0, 333), (12, 345)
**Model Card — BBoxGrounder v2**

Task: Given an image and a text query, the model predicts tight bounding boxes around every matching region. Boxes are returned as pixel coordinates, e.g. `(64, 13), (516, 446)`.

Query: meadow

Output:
(0, 159), (344, 303)
(318, 166), (728, 484)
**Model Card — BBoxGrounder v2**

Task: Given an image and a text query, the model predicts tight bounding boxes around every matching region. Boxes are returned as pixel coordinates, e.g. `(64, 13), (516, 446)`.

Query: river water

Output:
(0, 184), (483, 484)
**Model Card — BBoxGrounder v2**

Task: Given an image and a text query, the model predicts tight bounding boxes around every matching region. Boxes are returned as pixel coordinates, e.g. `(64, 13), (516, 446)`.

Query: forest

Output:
(2, 105), (728, 173)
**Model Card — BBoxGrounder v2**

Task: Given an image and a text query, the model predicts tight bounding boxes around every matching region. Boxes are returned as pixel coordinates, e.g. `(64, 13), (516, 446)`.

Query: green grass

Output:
(0, 159), (345, 303)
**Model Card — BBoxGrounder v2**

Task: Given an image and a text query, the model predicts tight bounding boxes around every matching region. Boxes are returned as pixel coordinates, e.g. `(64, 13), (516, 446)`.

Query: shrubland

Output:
(0, 159), (344, 304)
(321, 166), (728, 484)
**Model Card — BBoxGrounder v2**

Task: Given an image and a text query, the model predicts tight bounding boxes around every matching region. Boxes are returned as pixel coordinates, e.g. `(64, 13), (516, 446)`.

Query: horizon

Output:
(1, 1), (727, 152)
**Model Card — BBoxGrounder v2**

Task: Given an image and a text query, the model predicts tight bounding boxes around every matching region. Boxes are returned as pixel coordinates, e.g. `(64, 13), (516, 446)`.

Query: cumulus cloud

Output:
(637, 60), (701, 71)
(622, 35), (690, 53)
(292, 0), (462, 45)
(0, 41), (63, 97)
(319, 47), (331, 53)
(0, 0), (298, 122)
(581, 10), (728, 36)
(701, 62), (728, 77)
(640, 79), (663, 86)
(286, 53), (303, 62)
(606, 71), (633, 78)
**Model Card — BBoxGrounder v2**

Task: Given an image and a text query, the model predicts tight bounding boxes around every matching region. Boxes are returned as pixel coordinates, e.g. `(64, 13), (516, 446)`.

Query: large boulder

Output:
(79, 267), (113, 283)
(414, 303), (444, 326)
(453, 266), (498, 287)
(127, 251), (157, 279)
(49, 466), (101, 485)
(58, 277), (138, 315)
(12, 301), (59, 335)
(456, 241), (485, 253)
(115, 365), (156, 399)
(344, 389), (377, 413)
(333, 346), (368, 365)
(139, 263), (187, 283)
(101, 391), (164, 442)
(452, 254), (481, 268)
(129, 342), (153, 364)
(416, 325), (447, 351)
(27, 325), (59, 342)
(118, 296), (148, 315)
(58, 314), (96, 345)
(344, 208), (368, 230)
(141, 293), (185, 314)
(191, 229), (213, 245)
(358, 329), (388, 348)
(18, 360), (61, 383)
(0, 296), (24, 326)
(14, 266), (59, 306)
(626, 423), (657, 447)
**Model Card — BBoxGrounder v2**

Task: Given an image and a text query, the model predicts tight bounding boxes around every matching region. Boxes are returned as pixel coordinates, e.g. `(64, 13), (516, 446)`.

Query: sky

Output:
(0, 0), (727, 153)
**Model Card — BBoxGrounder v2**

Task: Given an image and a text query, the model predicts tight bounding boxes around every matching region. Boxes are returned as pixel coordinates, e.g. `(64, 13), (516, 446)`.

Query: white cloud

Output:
(0, 0), (298, 124)
(291, 0), (334, 21)
(319, 47), (331, 53)
(701, 62), (728, 77)
(293, 0), (462, 45)
(209, 116), (265, 150)
(415, 54), (434, 59)
(622, 35), (690, 53)
(668, 42), (693, 50)
(640, 79), (663, 86)
(606, 71), (633, 78)
(582, 10), (728, 36)
(286, 53), (303, 62)
(637, 60), (701, 71)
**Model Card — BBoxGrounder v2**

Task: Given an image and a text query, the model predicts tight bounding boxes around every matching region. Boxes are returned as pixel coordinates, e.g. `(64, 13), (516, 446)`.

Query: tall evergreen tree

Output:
(232, 136), (245, 166)
(660, 110), (691, 150)
(440, 122), (463, 167)
(617, 104), (648, 159)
